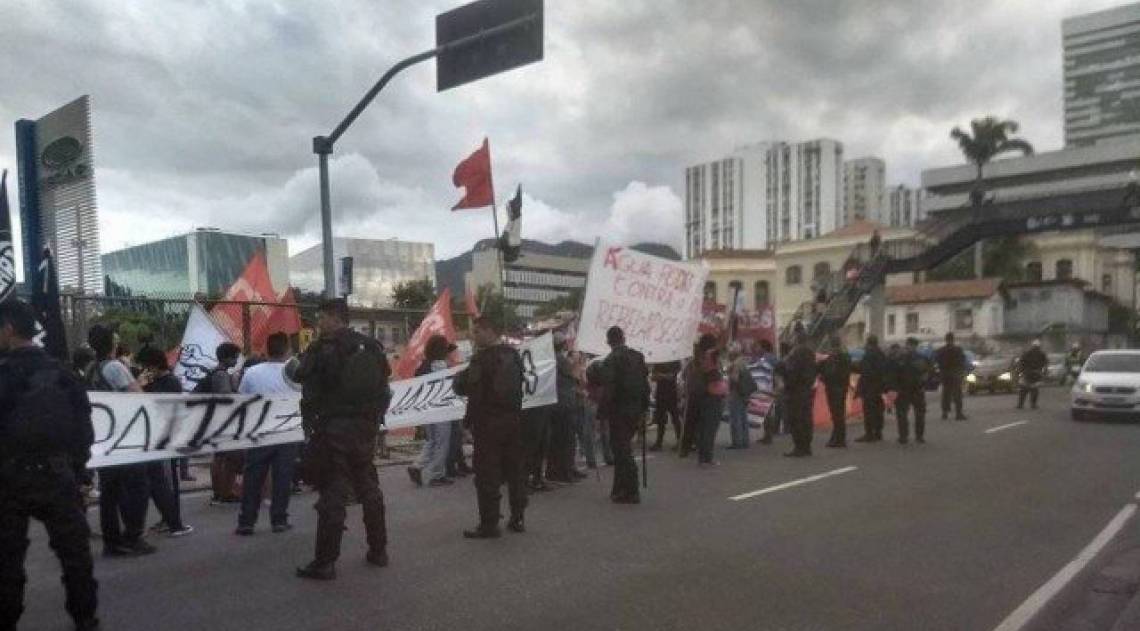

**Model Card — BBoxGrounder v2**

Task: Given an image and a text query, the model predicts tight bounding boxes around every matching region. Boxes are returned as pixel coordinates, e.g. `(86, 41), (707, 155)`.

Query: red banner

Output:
(392, 289), (457, 379)
(211, 251), (298, 354)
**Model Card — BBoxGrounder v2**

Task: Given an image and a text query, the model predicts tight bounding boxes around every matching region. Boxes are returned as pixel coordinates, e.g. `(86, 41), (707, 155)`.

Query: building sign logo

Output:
(0, 241), (15, 302)
(39, 136), (89, 188)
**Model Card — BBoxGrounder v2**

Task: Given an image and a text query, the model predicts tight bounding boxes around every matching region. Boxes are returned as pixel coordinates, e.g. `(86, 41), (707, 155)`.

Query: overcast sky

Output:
(0, 0), (1124, 263)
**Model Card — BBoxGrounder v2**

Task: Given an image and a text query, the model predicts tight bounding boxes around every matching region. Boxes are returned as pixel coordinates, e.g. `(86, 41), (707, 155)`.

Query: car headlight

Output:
(966, 374), (977, 383)
(999, 372), (1011, 381)
(1076, 381), (1092, 393)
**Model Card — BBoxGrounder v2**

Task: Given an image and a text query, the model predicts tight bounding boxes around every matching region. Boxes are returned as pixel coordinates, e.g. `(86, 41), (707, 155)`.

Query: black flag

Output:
(499, 185), (523, 263)
(33, 246), (68, 360)
(0, 170), (16, 304)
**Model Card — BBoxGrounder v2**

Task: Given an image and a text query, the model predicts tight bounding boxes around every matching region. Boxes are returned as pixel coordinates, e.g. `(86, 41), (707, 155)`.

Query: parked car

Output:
(966, 355), (1016, 395)
(1071, 350), (1140, 421)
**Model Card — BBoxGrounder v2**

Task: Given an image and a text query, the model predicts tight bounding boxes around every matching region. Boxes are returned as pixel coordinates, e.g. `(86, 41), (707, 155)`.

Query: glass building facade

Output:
(102, 230), (290, 297)
(290, 238), (436, 308)
(1064, 4), (1140, 147)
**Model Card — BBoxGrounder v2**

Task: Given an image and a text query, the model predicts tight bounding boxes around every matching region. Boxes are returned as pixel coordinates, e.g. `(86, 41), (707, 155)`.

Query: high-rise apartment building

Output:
(683, 139), (843, 259)
(1063, 3), (1140, 147)
(885, 185), (924, 228)
(842, 157), (886, 225)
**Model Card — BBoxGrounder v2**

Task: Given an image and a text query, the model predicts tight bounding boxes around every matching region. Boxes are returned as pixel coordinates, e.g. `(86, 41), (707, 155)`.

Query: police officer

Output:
(294, 299), (391, 580)
(820, 334), (851, 449)
(599, 326), (650, 502)
(650, 361), (681, 451)
(854, 334), (889, 443)
(454, 316), (528, 537)
(779, 325), (817, 457)
(934, 332), (969, 420)
(0, 300), (99, 630)
(1017, 340), (1048, 410)
(894, 337), (932, 444)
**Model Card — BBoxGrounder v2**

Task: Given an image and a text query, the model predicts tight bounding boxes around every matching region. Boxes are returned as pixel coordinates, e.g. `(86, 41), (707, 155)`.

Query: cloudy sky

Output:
(0, 0), (1123, 263)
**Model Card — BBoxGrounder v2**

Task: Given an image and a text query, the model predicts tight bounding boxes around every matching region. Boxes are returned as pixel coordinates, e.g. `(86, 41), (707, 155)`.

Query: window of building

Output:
(887, 313), (896, 336)
(785, 265), (802, 286)
(954, 309), (974, 331)
(1056, 259), (1073, 280)
(812, 261), (831, 281)
(703, 281), (717, 303)
(728, 280), (743, 307)
(1103, 274), (1113, 293)
(1026, 261), (1042, 281)
(754, 281), (770, 309)
(905, 312), (918, 334)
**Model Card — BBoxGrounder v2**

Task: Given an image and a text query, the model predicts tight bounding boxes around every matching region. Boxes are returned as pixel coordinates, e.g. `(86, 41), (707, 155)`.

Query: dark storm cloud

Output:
(0, 0), (1122, 258)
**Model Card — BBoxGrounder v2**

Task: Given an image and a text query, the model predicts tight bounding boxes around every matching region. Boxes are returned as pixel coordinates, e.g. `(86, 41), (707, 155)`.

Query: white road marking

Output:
(729, 466), (858, 502)
(985, 421), (1029, 434)
(992, 503), (1138, 631)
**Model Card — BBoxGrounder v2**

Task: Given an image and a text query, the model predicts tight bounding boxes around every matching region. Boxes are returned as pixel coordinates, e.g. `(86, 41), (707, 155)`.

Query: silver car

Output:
(1070, 350), (1140, 421)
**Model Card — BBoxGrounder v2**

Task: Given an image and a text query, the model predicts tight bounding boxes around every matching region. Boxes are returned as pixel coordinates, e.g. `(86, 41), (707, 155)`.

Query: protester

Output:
(294, 299), (391, 580)
(0, 300), (100, 631)
(758, 340), (784, 445)
(198, 342), (244, 504)
(779, 325), (817, 457)
(136, 346), (193, 537)
(236, 332), (302, 535)
(599, 326), (650, 500)
(1017, 340), (1049, 411)
(407, 335), (458, 487)
(691, 333), (725, 467)
(586, 358), (614, 466)
(678, 347), (705, 457)
(650, 361), (681, 451)
(819, 333), (851, 448)
(522, 404), (551, 491)
(894, 337), (932, 444)
(854, 334), (889, 443)
(87, 323), (156, 557)
(934, 332), (969, 421)
(453, 316), (528, 537)
(570, 351), (599, 468)
(726, 345), (756, 449)
(547, 333), (585, 482)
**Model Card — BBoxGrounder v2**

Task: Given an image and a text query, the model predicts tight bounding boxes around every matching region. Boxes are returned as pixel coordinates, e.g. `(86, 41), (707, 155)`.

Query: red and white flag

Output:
(392, 288), (458, 379)
(212, 251), (298, 353)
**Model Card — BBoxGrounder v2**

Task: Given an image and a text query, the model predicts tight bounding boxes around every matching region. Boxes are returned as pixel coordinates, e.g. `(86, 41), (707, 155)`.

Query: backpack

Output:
(614, 348), (650, 412)
(336, 333), (393, 414)
(85, 359), (115, 392)
(2, 355), (84, 457)
(485, 346), (524, 413)
(191, 367), (227, 394)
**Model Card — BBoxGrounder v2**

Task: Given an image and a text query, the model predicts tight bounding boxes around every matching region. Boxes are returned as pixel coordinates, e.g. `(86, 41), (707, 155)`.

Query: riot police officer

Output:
(1017, 340), (1048, 410)
(819, 334), (851, 448)
(294, 299), (392, 580)
(0, 300), (99, 630)
(779, 325), (817, 457)
(598, 327), (650, 501)
(454, 316), (528, 538)
(895, 337), (932, 444)
(854, 335), (889, 443)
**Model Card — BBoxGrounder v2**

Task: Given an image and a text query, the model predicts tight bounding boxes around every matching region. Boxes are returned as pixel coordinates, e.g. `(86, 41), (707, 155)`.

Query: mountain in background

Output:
(434, 239), (681, 297)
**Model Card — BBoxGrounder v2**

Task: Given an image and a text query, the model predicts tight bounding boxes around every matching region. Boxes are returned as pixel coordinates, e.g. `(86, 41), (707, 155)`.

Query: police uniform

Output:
(894, 348), (931, 443)
(779, 342), (817, 456)
(819, 349), (851, 447)
(855, 344), (889, 442)
(934, 343), (969, 420)
(0, 346), (98, 629)
(295, 327), (391, 576)
(454, 343), (527, 535)
(599, 344), (649, 501)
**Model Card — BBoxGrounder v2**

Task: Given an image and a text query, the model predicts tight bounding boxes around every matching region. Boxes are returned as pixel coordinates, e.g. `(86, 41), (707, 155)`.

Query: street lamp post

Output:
(313, 1), (542, 297)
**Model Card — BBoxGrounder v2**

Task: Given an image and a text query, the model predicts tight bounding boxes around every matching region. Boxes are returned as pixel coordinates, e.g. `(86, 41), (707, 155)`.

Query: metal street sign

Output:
(436, 0), (543, 92)
(339, 256), (354, 297)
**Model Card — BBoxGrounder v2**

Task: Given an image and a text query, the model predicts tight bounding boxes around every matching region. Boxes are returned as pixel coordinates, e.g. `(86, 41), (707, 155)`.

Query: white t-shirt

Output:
(100, 360), (136, 392)
(238, 361), (295, 395)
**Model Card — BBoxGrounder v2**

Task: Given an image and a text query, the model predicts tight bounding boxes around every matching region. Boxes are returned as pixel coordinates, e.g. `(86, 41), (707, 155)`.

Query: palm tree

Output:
(950, 117), (1035, 206)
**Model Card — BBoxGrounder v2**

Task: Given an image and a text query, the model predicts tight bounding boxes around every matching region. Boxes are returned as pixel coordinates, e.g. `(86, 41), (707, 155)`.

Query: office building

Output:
(102, 229), (290, 297)
(290, 237), (435, 308)
(842, 157), (886, 225)
(886, 184), (924, 228)
(15, 96), (103, 294)
(1063, 3), (1140, 147)
(683, 139), (844, 258)
(465, 240), (589, 319)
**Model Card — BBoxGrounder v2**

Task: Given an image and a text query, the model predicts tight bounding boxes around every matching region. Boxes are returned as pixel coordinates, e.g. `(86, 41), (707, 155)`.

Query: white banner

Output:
(576, 240), (708, 363)
(172, 304), (231, 391)
(88, 334), (558, 468)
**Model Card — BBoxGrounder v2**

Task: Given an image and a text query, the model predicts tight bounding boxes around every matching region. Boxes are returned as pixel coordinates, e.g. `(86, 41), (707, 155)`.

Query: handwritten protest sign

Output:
(576, 240), (708, 362)
(87, 334), (557, 468)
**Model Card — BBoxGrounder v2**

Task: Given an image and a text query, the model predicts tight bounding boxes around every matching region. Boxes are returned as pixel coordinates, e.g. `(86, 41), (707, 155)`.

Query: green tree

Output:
(391, 279), (436, 310)
(950, 117), (1035, 205)
(93, 309), (175, 351)
(534, 288), (583, 319)
(475, 284), (523, 332)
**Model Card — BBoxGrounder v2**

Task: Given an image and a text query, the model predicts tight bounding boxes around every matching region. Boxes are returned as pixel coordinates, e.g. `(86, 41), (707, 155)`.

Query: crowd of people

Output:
(0, 292), (1081, 630)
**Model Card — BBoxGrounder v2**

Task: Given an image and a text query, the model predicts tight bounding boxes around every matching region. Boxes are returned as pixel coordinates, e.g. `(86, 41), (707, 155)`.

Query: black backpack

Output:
(736, 365), (759, 398)
(1, 355), (85, 457)
(614, 349), (650, 413)
(85, 359), (116, 392)
(335, 333), (393, 414)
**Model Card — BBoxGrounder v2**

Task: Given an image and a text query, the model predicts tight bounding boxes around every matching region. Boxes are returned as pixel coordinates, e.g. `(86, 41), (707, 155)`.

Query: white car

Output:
(1071, 350), (1140, 421)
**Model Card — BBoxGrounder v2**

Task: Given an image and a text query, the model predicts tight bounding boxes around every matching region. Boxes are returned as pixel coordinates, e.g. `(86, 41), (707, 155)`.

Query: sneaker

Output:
(463, 526), (501, 539)
(235, 526), (255, 536)
(272, 523), (293, 534)
(507, 515), (525, 533)
(124, 540), (157, 555)
(428, 477), (454, 487)
(407, 467), (423, 487)
(296, 562), (336, 580)
(853, 435), (873, 443)
(168, 525), (194, 537)
(150, 520), (170, 533)
(365, 549), (389, 567)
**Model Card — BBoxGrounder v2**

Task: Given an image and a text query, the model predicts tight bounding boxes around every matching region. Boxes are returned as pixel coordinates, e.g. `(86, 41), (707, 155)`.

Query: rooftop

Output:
(886, 278), (1003, 305)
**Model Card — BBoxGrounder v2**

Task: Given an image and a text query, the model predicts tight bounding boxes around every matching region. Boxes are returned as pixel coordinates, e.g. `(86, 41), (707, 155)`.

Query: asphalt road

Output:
(18, 387), (1140, 631)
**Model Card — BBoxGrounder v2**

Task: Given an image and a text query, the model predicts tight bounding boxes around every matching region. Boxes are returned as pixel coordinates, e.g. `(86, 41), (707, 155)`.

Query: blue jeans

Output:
(239, 444), (300, 528)
(416, 422), (452, 481)
(728, 394), (750, 448)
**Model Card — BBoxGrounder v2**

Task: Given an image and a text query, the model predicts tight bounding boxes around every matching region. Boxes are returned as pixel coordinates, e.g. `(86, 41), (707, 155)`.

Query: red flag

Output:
(212, 251), (280, 353)
(451, 138), (494, 210)
(266, 286), (303, 337)
(392, 288), (457, 379)
(464, 287), (481, 319)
